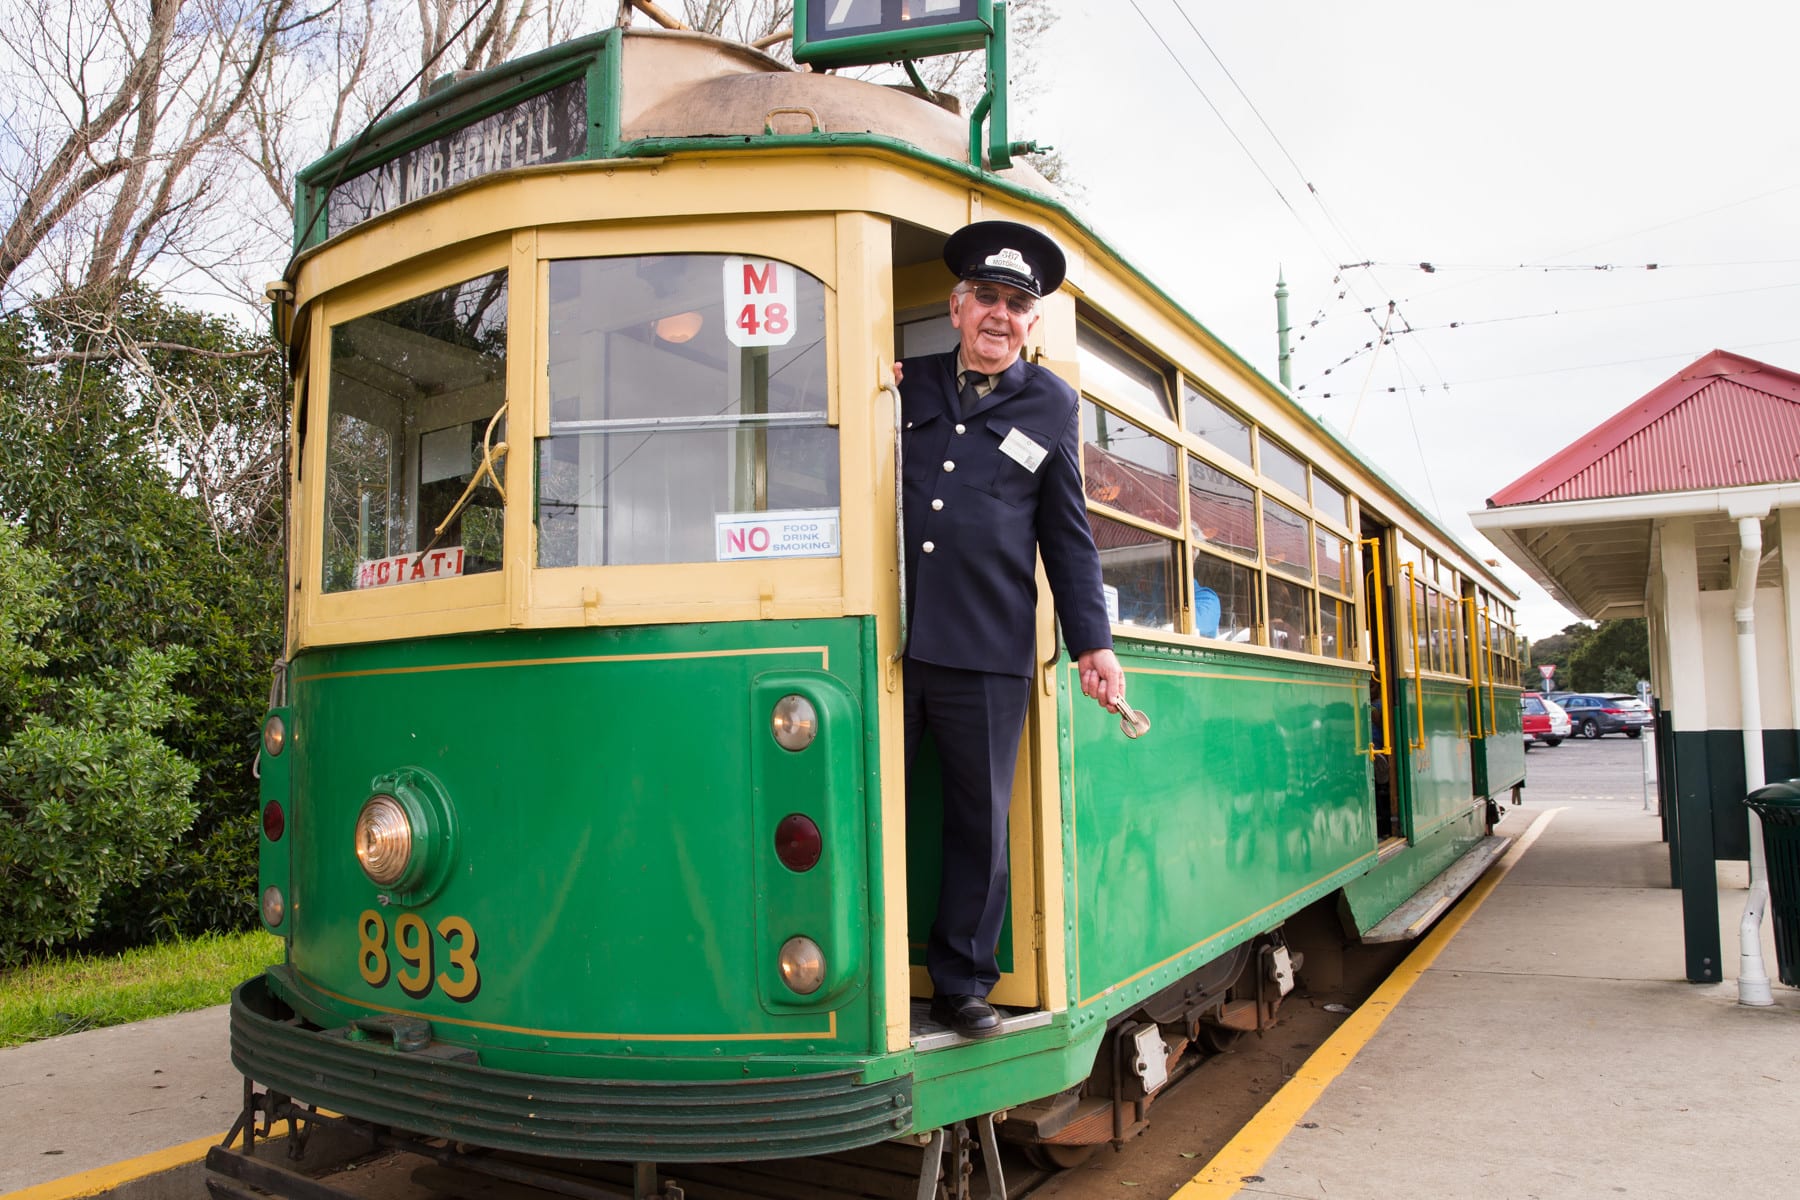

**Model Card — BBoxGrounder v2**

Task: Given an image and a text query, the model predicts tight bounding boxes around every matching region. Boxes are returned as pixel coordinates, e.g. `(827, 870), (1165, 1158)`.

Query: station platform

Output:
(5, 738), (1797, 1200)
(1178, 737), (1800, 1199)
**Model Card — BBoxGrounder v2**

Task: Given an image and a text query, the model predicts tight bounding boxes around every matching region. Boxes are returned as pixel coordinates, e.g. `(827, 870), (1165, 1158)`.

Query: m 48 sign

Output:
(723, 256), (798, 347)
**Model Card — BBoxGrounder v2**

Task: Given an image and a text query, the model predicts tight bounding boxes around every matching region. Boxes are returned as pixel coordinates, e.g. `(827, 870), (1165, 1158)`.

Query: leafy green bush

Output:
(0, 525), (200, 964)
(0, 293), (282, 947)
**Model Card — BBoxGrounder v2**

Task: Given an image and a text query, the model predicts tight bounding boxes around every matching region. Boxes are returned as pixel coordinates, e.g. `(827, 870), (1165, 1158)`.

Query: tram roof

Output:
(290, 28), (1516, 601)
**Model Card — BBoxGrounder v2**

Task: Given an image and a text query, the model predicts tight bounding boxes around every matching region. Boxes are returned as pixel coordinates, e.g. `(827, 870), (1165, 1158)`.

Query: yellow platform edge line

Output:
(1171, 807), (1566, 1200)
(2, 1131), (229, 1200)
(1, 1109), (344, 1200)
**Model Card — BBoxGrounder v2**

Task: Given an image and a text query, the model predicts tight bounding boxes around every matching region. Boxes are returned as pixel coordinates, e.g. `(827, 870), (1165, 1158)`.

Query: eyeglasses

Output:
(963, 285), (1037, 317)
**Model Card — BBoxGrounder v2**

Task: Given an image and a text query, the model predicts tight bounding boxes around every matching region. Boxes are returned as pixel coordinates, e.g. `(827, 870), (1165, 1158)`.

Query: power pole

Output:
(1275, 269), (1292, 389)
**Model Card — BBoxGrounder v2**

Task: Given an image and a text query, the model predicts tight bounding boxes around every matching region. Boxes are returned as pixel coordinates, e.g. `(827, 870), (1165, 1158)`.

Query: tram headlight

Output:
(777, 935), (826, 995)
(354, 794), (414, 886)
(262, 714), (286, 757)
(771, 694), (818, 751)
(261, 886), (285, 927)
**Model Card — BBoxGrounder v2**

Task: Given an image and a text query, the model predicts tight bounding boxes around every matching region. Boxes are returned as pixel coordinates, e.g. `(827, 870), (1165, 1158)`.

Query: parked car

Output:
(1521, 693), (1571, 748)
(1547, 692), (1653, 739)
(1608, 695), (1656, 728)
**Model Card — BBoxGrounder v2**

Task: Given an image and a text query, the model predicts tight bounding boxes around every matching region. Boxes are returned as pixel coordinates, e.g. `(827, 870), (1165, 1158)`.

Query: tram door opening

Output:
(889, 221), (1047, 1013)
(1361, 516), (1400, 841)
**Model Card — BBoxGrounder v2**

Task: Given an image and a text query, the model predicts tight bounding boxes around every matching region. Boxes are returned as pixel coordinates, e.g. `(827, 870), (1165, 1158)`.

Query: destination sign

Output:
(327, 79), (588, 235)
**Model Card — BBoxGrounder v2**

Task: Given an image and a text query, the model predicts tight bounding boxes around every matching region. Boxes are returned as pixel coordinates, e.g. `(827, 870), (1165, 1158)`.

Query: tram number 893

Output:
(358, 910), (481, 1001)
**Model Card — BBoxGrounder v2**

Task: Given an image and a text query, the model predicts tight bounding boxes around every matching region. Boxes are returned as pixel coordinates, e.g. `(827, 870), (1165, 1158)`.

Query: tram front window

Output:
(538, 254), (837, 568)
(324, 271), (509, 593)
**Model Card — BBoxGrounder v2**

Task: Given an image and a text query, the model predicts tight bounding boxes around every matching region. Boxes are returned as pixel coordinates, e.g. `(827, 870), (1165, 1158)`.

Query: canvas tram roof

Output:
(287, 26), (1517, 602)
(1473, 350), (1800, 619)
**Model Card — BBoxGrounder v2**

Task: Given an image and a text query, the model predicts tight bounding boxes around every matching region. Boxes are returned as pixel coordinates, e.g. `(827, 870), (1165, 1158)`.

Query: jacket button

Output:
(931, 499), (943, 511)
(922, 541), (936, 553)
(954, 423), (966, 434)
(943, 460), (955, 472)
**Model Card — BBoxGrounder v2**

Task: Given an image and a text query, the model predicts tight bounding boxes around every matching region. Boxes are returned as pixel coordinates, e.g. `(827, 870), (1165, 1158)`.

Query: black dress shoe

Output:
(930, 993), (1002, 1039)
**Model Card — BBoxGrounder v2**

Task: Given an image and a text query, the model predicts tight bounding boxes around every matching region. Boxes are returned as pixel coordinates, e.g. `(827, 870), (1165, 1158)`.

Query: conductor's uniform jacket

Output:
(900, 350), (1112, 675)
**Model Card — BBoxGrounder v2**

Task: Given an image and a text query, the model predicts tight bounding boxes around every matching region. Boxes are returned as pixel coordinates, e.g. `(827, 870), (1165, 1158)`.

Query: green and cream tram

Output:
(226, 15), (1525, 1195)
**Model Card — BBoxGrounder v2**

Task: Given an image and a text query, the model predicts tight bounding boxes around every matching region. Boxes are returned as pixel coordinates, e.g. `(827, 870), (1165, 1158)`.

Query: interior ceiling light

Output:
(653, 311), (704, 343)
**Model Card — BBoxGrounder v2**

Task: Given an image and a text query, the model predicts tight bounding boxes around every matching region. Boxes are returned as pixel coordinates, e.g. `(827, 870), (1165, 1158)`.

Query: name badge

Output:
(999, 427), (1048, 473)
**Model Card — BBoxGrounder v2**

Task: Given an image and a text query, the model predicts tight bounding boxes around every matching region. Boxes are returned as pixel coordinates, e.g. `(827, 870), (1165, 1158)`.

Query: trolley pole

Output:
(1275, 269), (1292, 389)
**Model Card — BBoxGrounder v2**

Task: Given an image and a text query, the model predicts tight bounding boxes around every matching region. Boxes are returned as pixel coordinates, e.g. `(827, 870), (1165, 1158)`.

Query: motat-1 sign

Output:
(356, 548), (466, 589)
(327, 80), (588, 235)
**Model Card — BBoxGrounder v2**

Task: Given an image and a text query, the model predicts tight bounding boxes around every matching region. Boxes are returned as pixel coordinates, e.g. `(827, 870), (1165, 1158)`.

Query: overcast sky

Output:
(1025, 1), (1800, 638)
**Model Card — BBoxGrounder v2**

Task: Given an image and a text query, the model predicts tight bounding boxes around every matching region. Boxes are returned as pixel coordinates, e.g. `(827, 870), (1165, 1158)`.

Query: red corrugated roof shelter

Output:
(1488, 349), (1800, 508)
(1470, 348), (1800, 997)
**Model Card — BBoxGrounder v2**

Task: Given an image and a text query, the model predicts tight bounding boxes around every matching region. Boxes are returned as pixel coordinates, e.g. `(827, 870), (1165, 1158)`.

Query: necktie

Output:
(959, 372), (985, 417)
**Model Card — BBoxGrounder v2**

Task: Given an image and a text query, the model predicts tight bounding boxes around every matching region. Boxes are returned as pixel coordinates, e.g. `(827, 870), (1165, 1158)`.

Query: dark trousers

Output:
(903, 659), (1031, 996)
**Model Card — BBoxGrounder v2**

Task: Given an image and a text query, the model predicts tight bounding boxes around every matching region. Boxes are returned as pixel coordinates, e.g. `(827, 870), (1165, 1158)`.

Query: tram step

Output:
(1359, 834), (1513, 943)
(908, 999), (1053, 1051)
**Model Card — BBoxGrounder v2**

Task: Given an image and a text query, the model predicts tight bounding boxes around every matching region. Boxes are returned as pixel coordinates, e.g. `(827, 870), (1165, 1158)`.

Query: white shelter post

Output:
(1732, 511), (1772, 1007)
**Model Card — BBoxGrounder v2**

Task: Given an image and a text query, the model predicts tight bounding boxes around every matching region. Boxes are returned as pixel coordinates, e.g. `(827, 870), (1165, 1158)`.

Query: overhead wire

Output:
(1121, 2), (1411, 356)
(1532, 180), (1800, 264)
(1121, 0), (1396, 359)
(1382, 179), (1800, 304)
(1304, 334), (1800, 396)
(1165, 0), (1366, 261)
(1343, 257), (1800, 274)
(1146, 0), (1459, 482)
(1297, 277), (1800, 389)
(1387, 346), (1444, 516)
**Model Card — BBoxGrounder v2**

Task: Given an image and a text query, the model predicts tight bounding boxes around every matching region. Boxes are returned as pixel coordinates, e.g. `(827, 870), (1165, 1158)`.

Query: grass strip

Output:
(0, 931), (282, 1048)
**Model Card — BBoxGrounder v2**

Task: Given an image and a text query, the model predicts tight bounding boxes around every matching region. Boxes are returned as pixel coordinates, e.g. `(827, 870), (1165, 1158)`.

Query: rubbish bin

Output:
(1744, 780), (1800, 987)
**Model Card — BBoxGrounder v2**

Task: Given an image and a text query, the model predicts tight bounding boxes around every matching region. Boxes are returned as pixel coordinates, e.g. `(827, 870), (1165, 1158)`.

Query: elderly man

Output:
(896, 220), (1124, 1039)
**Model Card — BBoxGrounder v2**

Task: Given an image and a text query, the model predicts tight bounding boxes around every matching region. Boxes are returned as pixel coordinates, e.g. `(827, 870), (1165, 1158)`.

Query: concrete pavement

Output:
(1208, 736), (1800, 1200)
(0, 1005), (239, 1195)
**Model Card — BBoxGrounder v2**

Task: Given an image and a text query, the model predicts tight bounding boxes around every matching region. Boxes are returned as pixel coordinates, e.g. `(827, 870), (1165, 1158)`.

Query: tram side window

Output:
(1183, 381), (1252, 466)
(1074, 309), (1362, 657)
(1409, 574), (1430, 672)
(324, 270), (509, 593)
(1080, 402), (1181, 631)
(1317, 530), (1353, 660)
(1260, 438), (1308, 502)
(1314, 474), (1348, 526)
(1076, 324), (1172, 420)
(537, 255), (837, 567)
(1191, 551), (1257, 641)
(1188, 456), (1257, 641)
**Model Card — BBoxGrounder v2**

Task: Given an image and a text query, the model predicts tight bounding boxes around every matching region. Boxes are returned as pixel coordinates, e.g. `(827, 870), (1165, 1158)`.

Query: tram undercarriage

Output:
(211, 933), (1310, 1200)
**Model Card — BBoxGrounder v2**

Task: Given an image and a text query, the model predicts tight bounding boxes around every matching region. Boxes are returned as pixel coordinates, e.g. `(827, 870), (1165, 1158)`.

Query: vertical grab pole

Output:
(1361, 536), (1393, 758)
(1405, 564), (1424, 752)
(1463, 596), (1484, 740)
(1482, 605), (1498, 737)
(885, 383), (906, 691)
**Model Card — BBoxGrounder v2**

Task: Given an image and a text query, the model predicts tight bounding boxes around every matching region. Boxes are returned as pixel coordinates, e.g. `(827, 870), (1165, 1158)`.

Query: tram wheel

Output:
(1026, 1141), (1100, 1170)
(1197, 1022), (1245, 1054)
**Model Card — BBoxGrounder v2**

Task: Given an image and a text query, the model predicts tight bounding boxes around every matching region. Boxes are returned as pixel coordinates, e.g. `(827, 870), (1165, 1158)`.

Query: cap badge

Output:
(984, 247), (1030, 274)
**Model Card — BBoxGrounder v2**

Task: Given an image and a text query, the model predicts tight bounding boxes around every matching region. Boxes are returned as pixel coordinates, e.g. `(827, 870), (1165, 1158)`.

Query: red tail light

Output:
(774, 813), (822, 871)
(262, 800), (286, 842)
